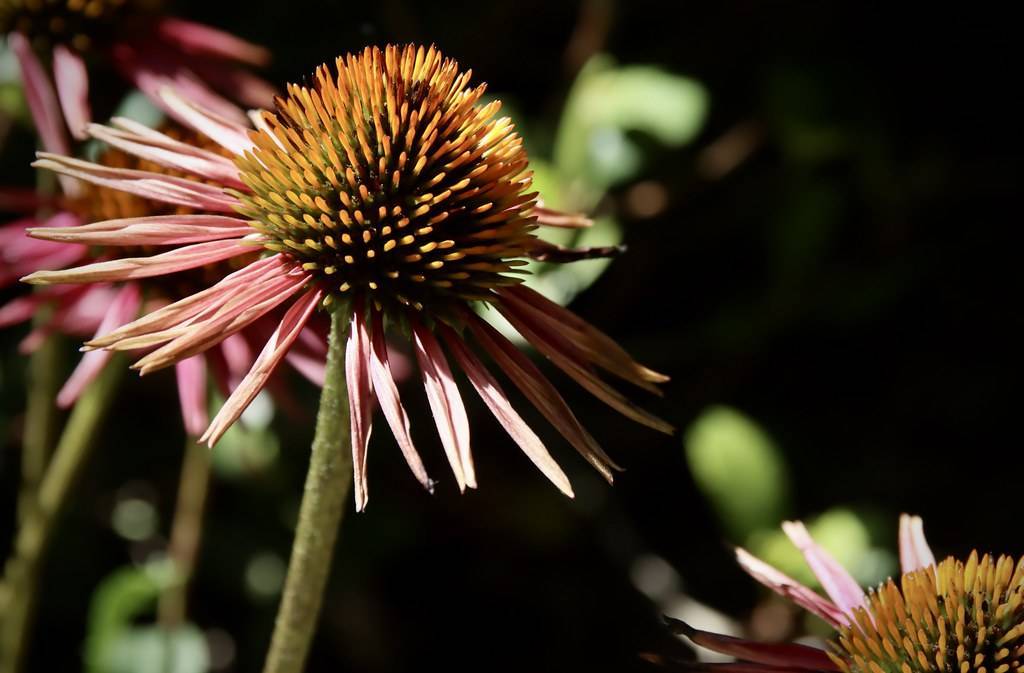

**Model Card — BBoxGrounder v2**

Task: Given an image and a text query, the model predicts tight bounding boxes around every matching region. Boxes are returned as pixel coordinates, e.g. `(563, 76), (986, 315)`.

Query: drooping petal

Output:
(152, 17), (271, 66)
(412, 320), (473, 491)
(156, 86), (255, 156)
(29, 214), (254, 246)
(201, 286), (323, 446)
(52, 44), (91, 140)
(32, 153), (241, 213)
(56, 282), (142, 408)
(466, 312), (620, 482)
(532, 206), (593, 228)
(1, 214), (88, 286)
(734, 547), (847, 628)
(664, 618), (840, 671)
(898, 514), (936, 574)
(502, 285), (669, 389)
(367, 309), (432, 492)
(10, 33), (67, 155)
(88, 119), (243, 187)
(441, 325), (574, 497)
(9, 33), (77, 196)
(781, 521), (866, 619)
(346, 299), (374, 511)
(129, 268), (310, 373)
(175, 355), (208, 437)
(22, 237), (260, 285)
(84, 255), (288, 349)
(497, 300), (674, 434)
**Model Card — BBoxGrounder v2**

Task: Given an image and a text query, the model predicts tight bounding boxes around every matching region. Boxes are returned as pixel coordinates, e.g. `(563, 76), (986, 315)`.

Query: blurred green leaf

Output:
(554, 55), (708, 194)
(85, 564), (209, 673)
(684, 406), (789, 539)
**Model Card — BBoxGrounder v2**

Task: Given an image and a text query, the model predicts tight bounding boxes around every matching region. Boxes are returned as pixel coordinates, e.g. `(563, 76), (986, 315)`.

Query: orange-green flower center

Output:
(830, 553), (1024, 673)
(234, 44), (538, 317)
(1, 0), (135, 51)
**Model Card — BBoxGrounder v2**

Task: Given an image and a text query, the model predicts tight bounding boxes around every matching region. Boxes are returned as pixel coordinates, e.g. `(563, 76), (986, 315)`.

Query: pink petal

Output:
(152, 17), (271, 66)
(734, 547), (847, 628)
(441, 325), (574, 497)
(88, 119), (243, 187)
(156, 86), (255, 156)
(497, 301), (674, 434)
(367, 309), (433, 493)
(412, 320), (474, 491)
(56, 282), (142, 408)
(346, 300), (374, 511)
(201, 286), (323, 446)
(10, 34), (68, 156)
(532, 206), (593, 228)
(32, 153), (240, 213)
(52, 44), (91, 140)
(665, 618), (839, 671)
(129, 267), (310, 373)
(1, 213), (89, 286)
(29, 214), (253, 246)
(186, 60), (277, 110)
(781, 521), (866, 620)
(22, 237), (259, 285)
(85, 255), (288, 349)
(284, 327), (327, 386)
(219, 332), (255, 390)
(175, 355), (209, 437)
(467, 312), (619, 482)
(502, 285), (669, 390)
(898, 514), (936, 574)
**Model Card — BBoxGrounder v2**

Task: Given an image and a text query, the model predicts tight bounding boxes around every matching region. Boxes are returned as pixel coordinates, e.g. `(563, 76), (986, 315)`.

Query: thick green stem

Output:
(0, 356), (124, 673)
(262, 309), (353, 673)
(158, 437), (213, 628)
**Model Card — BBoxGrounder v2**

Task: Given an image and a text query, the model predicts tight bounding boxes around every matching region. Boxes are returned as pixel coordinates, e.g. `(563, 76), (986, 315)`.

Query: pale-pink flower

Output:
(22, 45), (672, 509)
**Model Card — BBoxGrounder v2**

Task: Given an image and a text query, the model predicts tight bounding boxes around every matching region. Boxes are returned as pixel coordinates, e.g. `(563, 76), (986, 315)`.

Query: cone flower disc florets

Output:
(21, 43), (672, 509)
(0, 0), (132, 51)
(238, 45), (536, 318)
(659, 517), (1024, 673)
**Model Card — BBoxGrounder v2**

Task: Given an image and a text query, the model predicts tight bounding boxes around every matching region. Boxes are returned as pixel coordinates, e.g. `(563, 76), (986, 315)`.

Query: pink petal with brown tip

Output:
(367, 310), (432, 493)
(201, 286), (322, 446)
(32, 153), (240, 213)
(441, 325), (574, 498)
(21, 237), (259, 285)
(412, 320), (474, 491)
(346, 300), (375, 511)
(734, 547), (846, 628)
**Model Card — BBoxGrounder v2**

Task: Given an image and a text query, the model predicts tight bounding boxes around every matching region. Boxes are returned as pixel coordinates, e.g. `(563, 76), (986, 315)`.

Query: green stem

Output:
(0, 356), (125, 673)
(262, 309), (353, 673)
(158, 437), (213, 628)
(18, 318), (64, 525)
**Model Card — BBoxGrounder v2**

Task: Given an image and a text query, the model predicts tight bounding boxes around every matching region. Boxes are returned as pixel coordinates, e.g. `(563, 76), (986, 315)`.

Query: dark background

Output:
(1, 1), (1020, 671)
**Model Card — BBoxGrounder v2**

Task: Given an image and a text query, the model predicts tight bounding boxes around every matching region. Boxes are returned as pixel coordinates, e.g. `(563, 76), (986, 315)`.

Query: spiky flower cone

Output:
(23, 44), (671, 508)
(653, 516), (1024, 673)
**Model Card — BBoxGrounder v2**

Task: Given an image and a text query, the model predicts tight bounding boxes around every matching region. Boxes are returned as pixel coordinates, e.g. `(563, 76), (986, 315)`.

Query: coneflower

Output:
(2, 0), (273, 143)
(656, 515), (1024, 673)
(23, 44), (672, 508)
(0, 61), (323, 435)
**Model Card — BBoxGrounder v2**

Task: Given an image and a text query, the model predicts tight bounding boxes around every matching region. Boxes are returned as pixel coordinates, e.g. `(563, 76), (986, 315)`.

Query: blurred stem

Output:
(262, 308), (352, 673)
(18, 325), (63, 524)
(158, 437), (213, 628)
(0, 356), (124, 673)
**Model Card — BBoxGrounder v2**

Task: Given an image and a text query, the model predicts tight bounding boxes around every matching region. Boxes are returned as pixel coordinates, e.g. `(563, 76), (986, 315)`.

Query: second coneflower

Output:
(657, 515), (1024, 673)
(23, 44), (671, 508)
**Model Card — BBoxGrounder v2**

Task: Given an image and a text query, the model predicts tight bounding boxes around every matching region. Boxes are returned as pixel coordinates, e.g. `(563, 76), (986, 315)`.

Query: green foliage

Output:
(554, 56), (708, 195)
(85, 564), (209, 673)
(684, 406), (790, 539)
